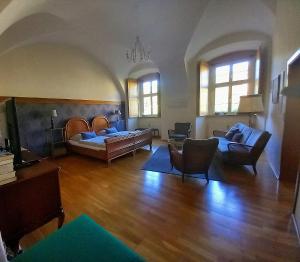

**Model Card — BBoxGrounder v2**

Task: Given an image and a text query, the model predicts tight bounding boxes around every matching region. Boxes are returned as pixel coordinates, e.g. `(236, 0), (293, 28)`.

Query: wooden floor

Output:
(21, 140), (300, 261)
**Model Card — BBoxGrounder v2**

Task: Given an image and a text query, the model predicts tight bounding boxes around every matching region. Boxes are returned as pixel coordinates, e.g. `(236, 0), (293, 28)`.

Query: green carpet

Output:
(13, 215), (145, 262)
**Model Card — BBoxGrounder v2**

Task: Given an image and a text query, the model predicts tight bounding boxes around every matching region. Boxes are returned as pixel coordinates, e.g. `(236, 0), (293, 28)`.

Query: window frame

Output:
(138, 73), (161, 118)
(209, 53), (256, 114)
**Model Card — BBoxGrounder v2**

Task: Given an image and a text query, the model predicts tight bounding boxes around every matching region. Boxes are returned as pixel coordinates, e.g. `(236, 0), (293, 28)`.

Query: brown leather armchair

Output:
(168, 138), (219, 183)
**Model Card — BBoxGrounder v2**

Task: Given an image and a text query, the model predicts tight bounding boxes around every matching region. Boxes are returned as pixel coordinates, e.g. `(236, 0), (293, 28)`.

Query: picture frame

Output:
(281, 71), (286, 91)
(272, 74), (280, 104)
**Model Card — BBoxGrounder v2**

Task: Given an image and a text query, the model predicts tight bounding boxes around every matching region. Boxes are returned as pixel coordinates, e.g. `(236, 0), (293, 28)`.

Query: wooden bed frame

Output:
(65, 116), (152, 165)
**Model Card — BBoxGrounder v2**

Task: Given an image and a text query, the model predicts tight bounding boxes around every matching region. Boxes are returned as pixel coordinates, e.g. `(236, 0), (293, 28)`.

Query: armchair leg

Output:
(205, 172), (209, 184)
(252, 164), (257, 176)
(182, 173), (185, 183)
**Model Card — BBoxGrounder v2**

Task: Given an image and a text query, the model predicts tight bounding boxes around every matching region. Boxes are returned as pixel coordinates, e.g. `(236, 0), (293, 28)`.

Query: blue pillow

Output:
(105, 127), (118, 134)
(81, 131), (97, 140)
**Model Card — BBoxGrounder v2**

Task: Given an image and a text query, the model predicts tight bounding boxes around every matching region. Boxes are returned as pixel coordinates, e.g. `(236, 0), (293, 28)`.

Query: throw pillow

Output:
(97, 130), (107, 136)
(224, 128), (239, 140)
(105, 127), (118, 134)
(81, 131), (97, 140)
(231, 132), (243, 142)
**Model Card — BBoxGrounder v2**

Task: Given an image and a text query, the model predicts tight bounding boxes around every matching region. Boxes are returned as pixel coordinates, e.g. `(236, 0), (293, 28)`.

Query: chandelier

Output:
(126, 36), (151, 63)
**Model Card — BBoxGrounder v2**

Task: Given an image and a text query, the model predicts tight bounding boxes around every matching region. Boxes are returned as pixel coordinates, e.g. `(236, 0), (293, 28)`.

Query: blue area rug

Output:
(142, 145), (225, 182)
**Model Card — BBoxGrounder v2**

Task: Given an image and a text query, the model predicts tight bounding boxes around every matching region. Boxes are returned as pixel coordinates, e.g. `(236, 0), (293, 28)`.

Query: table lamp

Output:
(237, 94), (264, 127)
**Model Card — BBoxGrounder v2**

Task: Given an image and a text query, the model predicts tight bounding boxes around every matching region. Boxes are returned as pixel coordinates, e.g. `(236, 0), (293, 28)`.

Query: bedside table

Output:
(47, 128), (67, 158)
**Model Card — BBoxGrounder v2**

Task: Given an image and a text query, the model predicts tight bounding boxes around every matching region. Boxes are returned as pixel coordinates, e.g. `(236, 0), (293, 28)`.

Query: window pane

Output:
(143, 82), (151, 94)
(232, 61), (249, 81)
(231, 84), (248, 112)
(215, 65), (230, 84)
(215, 86), (229, 112)
(152, 95), (158, 115)
(152, 80), (158, 93)
(143, 97), (151, 115)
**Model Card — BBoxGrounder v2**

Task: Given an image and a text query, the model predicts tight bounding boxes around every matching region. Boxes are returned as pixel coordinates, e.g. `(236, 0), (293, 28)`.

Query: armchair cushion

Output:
(169, 134), (187, 140)
(168, 144), (183, 171)
(174, 123), (191, 135)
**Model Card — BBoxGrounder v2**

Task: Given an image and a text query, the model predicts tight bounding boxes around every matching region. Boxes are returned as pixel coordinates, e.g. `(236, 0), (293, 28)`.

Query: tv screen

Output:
(6, 97), (22, 167)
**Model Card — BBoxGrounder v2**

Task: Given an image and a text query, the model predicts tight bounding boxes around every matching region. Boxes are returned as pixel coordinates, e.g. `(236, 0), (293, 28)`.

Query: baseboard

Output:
(291, 214), (300, 244)
(268, 161), (280, 180)
(264, 152), (280, 179)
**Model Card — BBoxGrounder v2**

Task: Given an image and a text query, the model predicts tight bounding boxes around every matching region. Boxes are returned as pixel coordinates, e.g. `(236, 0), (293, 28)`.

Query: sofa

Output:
(213, 122), (271, 175)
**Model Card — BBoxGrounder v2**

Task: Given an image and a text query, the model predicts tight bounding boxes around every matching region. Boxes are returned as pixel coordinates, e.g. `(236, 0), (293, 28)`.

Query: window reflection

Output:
(144, 171), (161, 191)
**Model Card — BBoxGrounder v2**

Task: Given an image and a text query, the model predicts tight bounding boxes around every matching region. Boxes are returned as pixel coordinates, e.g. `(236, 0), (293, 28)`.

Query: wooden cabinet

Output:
(0, 160), (64, 250)
(280, 51), (300, 183)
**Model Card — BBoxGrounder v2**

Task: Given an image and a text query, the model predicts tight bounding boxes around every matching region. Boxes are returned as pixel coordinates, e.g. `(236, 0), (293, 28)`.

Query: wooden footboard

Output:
(134, 129), (152, 150)
(104, 134), (135, 163)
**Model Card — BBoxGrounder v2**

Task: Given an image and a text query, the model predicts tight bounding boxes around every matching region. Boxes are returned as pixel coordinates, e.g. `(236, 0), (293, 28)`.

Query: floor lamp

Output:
(237, 94), (264, 127)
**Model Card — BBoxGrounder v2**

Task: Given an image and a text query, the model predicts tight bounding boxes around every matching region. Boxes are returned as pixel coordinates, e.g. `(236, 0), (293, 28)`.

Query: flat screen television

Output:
(5, 97), (22, 167)
(6, 98), (41, 168)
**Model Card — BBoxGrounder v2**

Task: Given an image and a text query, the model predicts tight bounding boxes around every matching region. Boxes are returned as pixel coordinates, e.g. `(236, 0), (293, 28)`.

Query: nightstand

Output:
(47, 128), (67, 157)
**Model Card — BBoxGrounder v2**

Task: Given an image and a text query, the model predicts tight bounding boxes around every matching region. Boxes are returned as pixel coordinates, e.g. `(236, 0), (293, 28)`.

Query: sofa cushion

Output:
(246, 129), (264, 147)
(240, 126), (252, 144)
(232, 132), (243, 142)
(224, 128), (239, 140)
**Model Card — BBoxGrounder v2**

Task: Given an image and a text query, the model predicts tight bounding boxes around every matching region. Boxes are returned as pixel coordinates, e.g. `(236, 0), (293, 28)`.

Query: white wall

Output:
(0, 43), (121, 101)
(184, 0), (274, 141)
(265, 0), (300, 177)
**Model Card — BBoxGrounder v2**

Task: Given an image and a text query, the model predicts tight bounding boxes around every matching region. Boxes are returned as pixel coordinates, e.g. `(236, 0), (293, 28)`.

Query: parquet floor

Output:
(21, 140), (300, 261)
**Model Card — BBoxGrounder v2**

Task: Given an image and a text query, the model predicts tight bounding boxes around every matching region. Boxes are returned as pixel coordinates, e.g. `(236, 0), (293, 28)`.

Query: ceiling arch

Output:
(0, 0), (210, 87)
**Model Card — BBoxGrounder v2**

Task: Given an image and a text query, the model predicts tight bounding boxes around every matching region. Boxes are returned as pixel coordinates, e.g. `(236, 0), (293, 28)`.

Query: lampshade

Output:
(238, 94), (264, 113)
(51, 109), (58, 117)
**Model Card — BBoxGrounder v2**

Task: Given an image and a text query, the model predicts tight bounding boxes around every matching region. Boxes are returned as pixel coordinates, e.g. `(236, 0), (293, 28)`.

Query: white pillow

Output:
(70, 133), (82, 141)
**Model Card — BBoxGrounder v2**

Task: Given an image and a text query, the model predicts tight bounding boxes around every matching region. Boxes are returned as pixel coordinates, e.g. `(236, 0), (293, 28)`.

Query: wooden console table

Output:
(0, 160), (64, 251)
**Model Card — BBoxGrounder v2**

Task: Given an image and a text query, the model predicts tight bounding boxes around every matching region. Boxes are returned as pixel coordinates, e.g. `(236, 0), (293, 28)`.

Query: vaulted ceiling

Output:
(0, 0), (276, 89)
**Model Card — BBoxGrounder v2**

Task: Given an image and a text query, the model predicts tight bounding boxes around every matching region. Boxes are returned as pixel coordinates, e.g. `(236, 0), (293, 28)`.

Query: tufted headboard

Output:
(65, 117), (90, 140)
(91, 115), (109, 134)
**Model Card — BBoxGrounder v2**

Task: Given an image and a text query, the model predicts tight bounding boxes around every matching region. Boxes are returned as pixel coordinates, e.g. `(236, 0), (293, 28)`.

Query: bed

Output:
(65, 116), (152, 164)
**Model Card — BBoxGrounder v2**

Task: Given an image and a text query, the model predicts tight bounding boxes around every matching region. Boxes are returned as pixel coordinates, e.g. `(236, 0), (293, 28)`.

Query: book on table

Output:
(0, 171), (16, 181)
(0, 151), (14, 162)
(0, 151), (16, 185)
(0, 177), (16, 186)
(0, 162), (14, 174)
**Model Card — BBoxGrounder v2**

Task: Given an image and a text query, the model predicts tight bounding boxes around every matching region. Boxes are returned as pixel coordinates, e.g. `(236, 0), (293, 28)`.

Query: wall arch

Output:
(0, 43), (122, 102)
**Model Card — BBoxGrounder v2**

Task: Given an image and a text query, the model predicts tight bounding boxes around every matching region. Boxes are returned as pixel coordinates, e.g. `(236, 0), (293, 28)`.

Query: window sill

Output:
(139, 116), (161, 119)
(198, 113), (246, 118)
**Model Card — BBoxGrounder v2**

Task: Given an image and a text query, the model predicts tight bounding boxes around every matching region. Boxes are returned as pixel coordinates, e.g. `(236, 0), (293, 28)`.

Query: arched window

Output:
(127, 73), (160, 118)
(198, 50), (261, 115)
